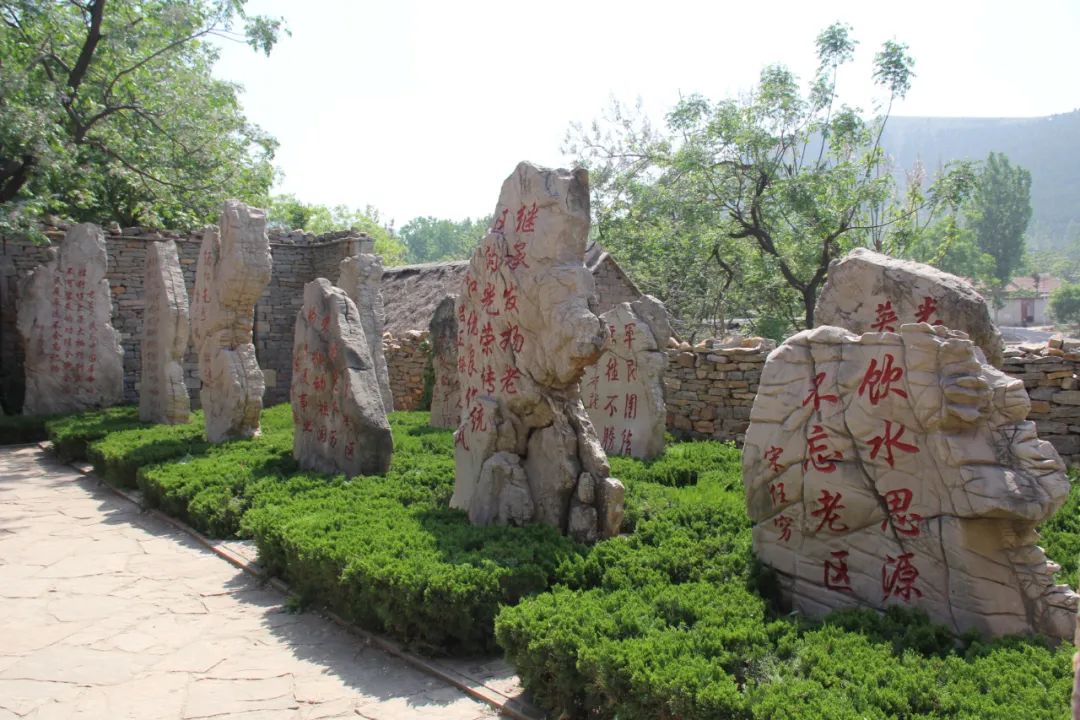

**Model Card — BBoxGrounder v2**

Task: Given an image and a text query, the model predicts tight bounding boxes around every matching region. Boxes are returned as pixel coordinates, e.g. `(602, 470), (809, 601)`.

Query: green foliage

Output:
(1049, 282), (1080, 330)
(1038, 472), (1080, 583)
(264, 194), (407, 265)
(398, 215), (490, 264)
(45, 405), (144, 461)
(967, 152), (1033, 287)
(0, 0), (284, 229)
(87, 411), (208, 487)
(0, 412), (53, 444)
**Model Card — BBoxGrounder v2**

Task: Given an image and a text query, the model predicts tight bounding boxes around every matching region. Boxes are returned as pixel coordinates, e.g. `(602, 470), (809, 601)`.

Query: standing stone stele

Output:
(816, 247), (1005, 367)
(191, 201), (272, 443)
(452, 161), (624, 543)
(582, 295), (670, 459)
(338, 252), (394, 412)
(744, 323), (1078, 640)
(291, 278), (393, 477)
(429, 295), (460, 429)
(17, 223), (123, 415)
(139, 240), (191, 424)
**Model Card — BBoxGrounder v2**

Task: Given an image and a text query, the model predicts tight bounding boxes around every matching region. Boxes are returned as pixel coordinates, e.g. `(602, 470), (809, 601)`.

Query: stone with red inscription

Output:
(429, 295), (460, 429)
(451, 161), (623, 543)
(744, 323), (1077, 640)
(139, 240), (191, 424)
(17, 223), (123, 415)
(816, 247), (1004, 367)
(337, 251), (393, 412)
(191, 201), (272, 443)
(291, 278), (392, 477)
(582, 295), (671, 459)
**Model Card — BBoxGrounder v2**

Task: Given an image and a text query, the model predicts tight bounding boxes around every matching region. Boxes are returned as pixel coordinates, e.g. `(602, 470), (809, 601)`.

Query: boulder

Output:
(17, 223), (123, 415)
(337, 252), (393, 412)
(139, 240), (191, 424)
(451, 161), (624, 542)
(816, 247), (1004, 366)
(744, 323), (1077, 640)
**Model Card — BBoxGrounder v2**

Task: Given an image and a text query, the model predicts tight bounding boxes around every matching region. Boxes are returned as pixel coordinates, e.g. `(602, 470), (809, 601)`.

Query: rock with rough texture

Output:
(744, 323), (1078, 640)
(582, 295), (671, 459)
(816, 247), (1004, 367)
(451, 161), (624, 542)
(139, 240), (191, 424)
(192, 201), (272, 443)
(291, 278), (392, 477)
(429, 295), (460, 429)
(337, 253), (393, 412)
(17, 223), (123, 415)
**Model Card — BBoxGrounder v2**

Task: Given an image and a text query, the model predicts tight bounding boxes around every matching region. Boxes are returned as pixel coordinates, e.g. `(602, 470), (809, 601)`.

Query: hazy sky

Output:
(212, 0), (1080, 228)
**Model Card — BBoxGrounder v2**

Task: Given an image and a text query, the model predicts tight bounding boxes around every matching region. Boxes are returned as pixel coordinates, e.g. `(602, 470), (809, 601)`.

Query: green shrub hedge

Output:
(45, 406), (145, 460)
(0, 413), (54, 444)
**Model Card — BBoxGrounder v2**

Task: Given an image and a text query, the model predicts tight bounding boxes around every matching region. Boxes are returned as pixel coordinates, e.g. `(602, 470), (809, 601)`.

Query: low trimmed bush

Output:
(0, 413), (54, 445)
(45, 406), (145, 460)
(87, 411), (209, 487)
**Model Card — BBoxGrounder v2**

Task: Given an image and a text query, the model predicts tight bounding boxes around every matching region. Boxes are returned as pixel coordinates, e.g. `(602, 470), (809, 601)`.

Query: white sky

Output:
(212, 0), (1080, 228)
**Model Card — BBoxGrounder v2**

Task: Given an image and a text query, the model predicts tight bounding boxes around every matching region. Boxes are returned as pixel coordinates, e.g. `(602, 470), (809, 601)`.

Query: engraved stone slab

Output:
(338, 252), (393, 412)
(139, 240), (190, 424)
(429, 295), (460, 429)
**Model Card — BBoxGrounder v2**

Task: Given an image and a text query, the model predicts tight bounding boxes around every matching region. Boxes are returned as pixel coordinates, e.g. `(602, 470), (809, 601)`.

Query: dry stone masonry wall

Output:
(384, 331), (429, 411)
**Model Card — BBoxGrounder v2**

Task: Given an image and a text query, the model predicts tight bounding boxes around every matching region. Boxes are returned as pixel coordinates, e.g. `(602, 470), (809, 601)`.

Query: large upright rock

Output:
(192, 201), (272, 443)
(291, 279), (392, 477)
(17, 224), (123, 415)
(744, 323), (1077, 640)
(338, 251), (393, 412)
(816, 248), (1004, 367)
(139, 240), (190, 424)
(452, 162), (624, 542)
(429, 295), (460, 429)
(582, 295), (670, 459)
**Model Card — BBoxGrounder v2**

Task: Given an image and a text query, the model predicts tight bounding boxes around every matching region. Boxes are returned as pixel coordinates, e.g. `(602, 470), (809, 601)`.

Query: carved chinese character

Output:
(871, 300), (898, 332)
(515, 202), (539, 233)
(774, 515), (793, 542)
(824, 550), (853, 593)
(882, 552), (922, 602)
(858, 353), (908, 406)
(868, 421), (918, 468)
(880, 488), (922, 536)
(804, 424), (843, 473)
(802, 372), (839, 412)
(765, 446), (783, 473)
(914, 296), (941, 325)
(810, 488), (849, 533)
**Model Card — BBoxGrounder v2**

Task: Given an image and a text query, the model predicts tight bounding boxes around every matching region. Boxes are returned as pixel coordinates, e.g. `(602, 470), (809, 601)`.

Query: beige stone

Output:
(451, 162), (623, 541)
(337, 252), (394, 412)
(291, 279), (392, 477)
(17, 224), (123, 415)
(583, 295), (671, 459)
(191, 201), (272, 443)
(429, 295), (460, 429)
(744, 323), (1077, 640)
(139, 240), (190, 424)
(816, 247), (1005, 367)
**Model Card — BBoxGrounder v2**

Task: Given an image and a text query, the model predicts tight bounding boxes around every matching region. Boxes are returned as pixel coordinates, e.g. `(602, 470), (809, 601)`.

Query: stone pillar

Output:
(17, 224), (123, 415)
(139, 240), (190, 424)
(451, 161), (623, 543)
(428, 295), (460, 429)
(338, 252), (393, 412)
(583, 295), (670, 459)
(191, 201), (272, 443)
(291, 278), (393, 477)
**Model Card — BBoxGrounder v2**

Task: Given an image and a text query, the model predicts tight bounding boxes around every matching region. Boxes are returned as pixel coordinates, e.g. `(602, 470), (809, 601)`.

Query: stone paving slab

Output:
(0, 445), (500, 720)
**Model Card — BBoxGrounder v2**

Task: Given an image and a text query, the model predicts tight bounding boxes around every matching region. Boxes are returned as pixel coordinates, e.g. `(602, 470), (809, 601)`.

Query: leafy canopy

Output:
(265, 194), (408, 265)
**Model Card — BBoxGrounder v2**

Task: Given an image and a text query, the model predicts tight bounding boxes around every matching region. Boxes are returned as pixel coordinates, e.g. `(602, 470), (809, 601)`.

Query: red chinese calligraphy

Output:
(810, 488), (849, 533)
(858, 353), (909, 405)
(499, 324), (525, 353)
(626, 359), (637, 382)
(764, 446), (783, 473)
(502, 284), (518, 312)
(484, 245), (502, 273)
(469, 404), (487, 432)
(868, 421), (919, 468)
(871, 300), (899, 332)
(604, 395), (619, 418)
(824, 550), (853, 593)
(605, 356), (619, 382)
(454, 427), (470, 450)
(882, 552), (923, 602)
(492, 207), (509, 233)
(482, 365), (496, 393)
(500, 366), (522, 394)
(505, 242), (530, 270)
(619, 428), (633, 455)
(880, 488), (922, 536)
(914, 296), (941, 325)
(601, 426), (616, 452)
(515, 202), (538, 233)
(623, 323), (636, 349)
(623, 393), (637, 419)
(769, 481), (787, 506)
(773, 515), (793, 542)
(802, 372), (839, 412)
(480, 322), (496, 355)
(804, 424), (843, 473)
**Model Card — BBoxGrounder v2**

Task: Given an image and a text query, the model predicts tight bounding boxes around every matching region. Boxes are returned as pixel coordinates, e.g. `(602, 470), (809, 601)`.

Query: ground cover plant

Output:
(43, 403), (1080, 715)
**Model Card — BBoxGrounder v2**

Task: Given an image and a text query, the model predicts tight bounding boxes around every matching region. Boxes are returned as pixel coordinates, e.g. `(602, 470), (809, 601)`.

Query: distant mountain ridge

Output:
(881, 110), (1080, 246)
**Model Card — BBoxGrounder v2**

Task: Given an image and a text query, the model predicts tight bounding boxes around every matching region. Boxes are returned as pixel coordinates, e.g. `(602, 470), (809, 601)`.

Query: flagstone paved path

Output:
(0, 445), (500, 720)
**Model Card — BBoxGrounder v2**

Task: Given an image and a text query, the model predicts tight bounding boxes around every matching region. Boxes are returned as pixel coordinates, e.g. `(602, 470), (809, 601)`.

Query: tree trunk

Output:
(0, 155), (35, 203)
(803, 287), (817, 329)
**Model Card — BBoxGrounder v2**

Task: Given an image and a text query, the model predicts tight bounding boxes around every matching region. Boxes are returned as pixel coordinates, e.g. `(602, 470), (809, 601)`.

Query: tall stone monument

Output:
(744, 323), (1078, 640)
(291, 279), (393, 477)
(451, 161), (624, 543)
(139, 240), (191, 424)
(17, 223), (123, 415)
(582, 295), (670, 459)
(816, 247), (1004, 367)
(338, 249), (393, 412)
(429, 295), (460, 429)
(192, 201), (272, 443)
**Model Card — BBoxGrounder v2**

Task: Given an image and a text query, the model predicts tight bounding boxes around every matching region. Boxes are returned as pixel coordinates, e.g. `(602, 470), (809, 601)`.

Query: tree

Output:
(265, 194), (407, 265)
(967, 151), (1032, 287)
(570, 23), (972, 330)
(1050, 282), (1080, 332)
(399, 215), (490, 264)
(0, 0), (285, 231)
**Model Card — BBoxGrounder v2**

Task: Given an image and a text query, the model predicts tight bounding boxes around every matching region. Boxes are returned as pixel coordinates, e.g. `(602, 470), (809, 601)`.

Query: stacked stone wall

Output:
(384, 330), (430, 411)
(1002, 338), (1080, 465)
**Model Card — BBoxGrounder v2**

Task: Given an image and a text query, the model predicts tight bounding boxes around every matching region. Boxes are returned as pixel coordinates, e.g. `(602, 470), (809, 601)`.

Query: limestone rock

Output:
(139, 240), (190, 424)
(17, 223), (123, 415)
(291, 279), (392, 477)
(816, 247), (1004, 367)
(192, 201), (272, 443)
(429, 295), (460, 429)
(451, 161), (624, 541)
(337, 253), (393, 412)
(582, 295), (670, 459)
(744, 323), (1077, 640)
